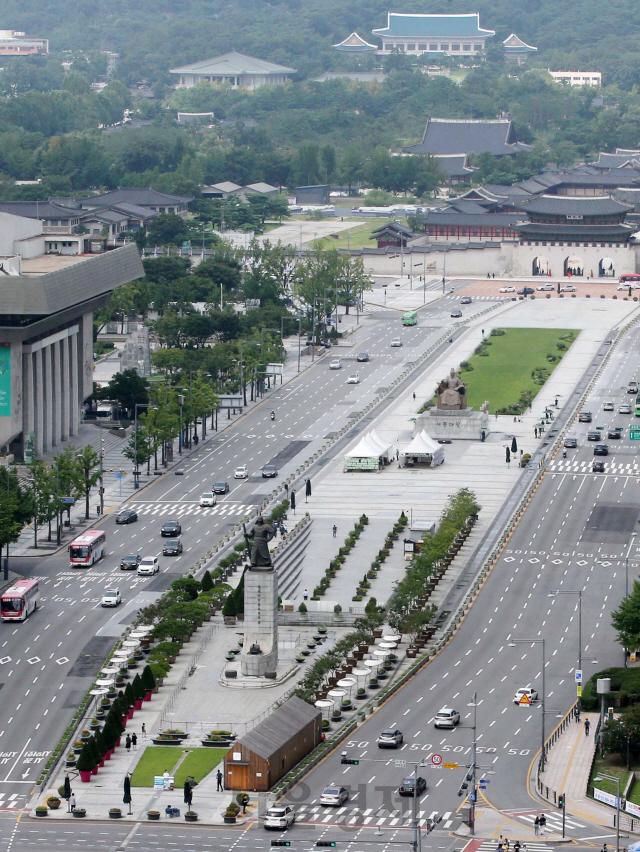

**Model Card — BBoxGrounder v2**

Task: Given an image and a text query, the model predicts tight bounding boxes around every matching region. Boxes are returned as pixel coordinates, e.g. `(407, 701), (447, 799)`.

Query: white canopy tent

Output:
(344, 430), (392, 471)
(400, 431), (444, 467)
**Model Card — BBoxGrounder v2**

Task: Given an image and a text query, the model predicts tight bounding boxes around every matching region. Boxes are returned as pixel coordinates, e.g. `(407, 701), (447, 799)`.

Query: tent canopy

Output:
(345, 431), (391, 459)
(400, 431), (444, 466)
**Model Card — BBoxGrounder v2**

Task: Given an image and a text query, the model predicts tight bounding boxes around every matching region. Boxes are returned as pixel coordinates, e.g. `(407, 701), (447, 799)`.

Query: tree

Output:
(152, 619), (193, 643)
(200, 570), (214, 592)
(75, 446), (101, 520)
(141, 664), (156, 693)
(76, 741), (95, 774)
(95, 369), (149, 416)
(147, 213), (188, 246)
(171, 577), (201, 601)
(612, 580), (640, 652)
(132, 673), (146, 702)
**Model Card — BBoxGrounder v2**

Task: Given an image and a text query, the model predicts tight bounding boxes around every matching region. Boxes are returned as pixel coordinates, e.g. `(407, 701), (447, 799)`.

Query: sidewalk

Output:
(456, 806), (568, 843)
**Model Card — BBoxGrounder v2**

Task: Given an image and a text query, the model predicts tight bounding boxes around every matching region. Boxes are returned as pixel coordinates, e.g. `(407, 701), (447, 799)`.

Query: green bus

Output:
(635, 396), (640, 416)
(402, 310), (418, 326)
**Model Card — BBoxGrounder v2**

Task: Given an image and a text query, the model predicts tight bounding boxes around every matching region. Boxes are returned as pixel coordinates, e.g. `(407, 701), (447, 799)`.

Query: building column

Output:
(50, 341), (62, 446)
(60, 338), (69, 441)
(42, 345), (52, 452)
(34, 349), (44, 457)
(22, 352), (35, 454)
(69, 333), (79, 436)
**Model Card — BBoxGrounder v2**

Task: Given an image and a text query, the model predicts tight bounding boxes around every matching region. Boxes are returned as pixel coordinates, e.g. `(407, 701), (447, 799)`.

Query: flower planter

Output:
(134, 699), (143, 711)
(35, 809), (48, 817)
(73, 809), (86, 818)
(47, 799), (61, 810)
(160, 731), (188, 739)
(201, 739), (228, 747)
(127, 708), (134, 720)
(79, 771), (92, 783)
(115, 737), (121, 747)
(152, 737), (184, 745)
(144, 691), (153, 702)
(91, 766), (98, 776)
(185, 813), (198, 823)
(224, 815), (236, 824)
(109, 810), (122, 819)
(148, 811), (160, 821)
(65, 758), (77, 768)
(407, 648), (417, 658)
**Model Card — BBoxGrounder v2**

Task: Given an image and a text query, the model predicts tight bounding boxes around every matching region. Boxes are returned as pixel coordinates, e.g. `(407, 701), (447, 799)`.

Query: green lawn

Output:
(130, 747), (183, 787)
(463, 328), (578, 413)
(311, 219), (410, 251)
(174, 748), (229, 787)
(590, 752), (640, 803)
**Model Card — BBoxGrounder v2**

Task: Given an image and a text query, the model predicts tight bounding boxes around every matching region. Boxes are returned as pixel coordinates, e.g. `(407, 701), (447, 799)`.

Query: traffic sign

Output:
(519, 694), (532, 705)
(630, 427), (640, 441)
(431, 753), (443, 766)
(443, 762), (459, 768)
(60, 497), (75, 505)
(394, 760), (407, 768)
(469, 793), (476, 803)
(575, 670), (583, 683)
(577, 685), (583, 697)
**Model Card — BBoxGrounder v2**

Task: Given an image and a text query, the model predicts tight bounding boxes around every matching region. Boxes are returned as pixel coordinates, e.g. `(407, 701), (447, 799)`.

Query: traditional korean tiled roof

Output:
(404, 118), (531, 157)
(513, 195), (632, 216)
(332, 32), (377, 52)
(373, 13), (494, 38)
(515, 222), (632, 238)
(433, 154), (474, 180)
(170, 51), (296, 78)
(502, 33), (537, 53)
(420, 211), (522, 227)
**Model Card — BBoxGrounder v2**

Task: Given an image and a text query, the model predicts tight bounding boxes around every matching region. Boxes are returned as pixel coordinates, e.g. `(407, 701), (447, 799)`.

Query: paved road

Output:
(0, 297), (492, 816)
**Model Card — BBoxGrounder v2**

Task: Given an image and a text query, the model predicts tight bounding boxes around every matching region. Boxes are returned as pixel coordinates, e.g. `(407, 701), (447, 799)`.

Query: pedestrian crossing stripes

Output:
(474, 843), (554, 852)
(549, 459), (639, 473)
(444, 295), (507, 301)
(512, 811), (584, 831)
(292, 805), (455, 829)
(130, 502), (253, 518)
(0, 794), (26, 809)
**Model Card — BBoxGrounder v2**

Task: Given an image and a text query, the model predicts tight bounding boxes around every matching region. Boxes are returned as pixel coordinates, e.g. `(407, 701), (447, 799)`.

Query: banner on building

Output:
(0, 344), (10, 415)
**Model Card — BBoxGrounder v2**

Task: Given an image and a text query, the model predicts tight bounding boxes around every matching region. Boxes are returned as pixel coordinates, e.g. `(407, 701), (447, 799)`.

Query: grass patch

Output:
(590, 752), (636, 800)
(310, 219), (409, 251)
(174, 748), (229, 787)
(463, 328), (578, 414)
(130, 747), (183, 787)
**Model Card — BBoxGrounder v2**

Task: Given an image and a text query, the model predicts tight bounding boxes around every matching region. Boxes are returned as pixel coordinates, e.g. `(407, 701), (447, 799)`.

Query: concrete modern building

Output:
(0, 30), (48, 55)
(0, 242), (144, 460)
(549, 70), (602, 88)
(170, 51), (296, 90)
(372, 13), (494, 57)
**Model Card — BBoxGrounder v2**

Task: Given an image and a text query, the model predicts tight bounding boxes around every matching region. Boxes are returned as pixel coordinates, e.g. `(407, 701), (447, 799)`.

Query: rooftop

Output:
(88, 188), (193, 207)
(514, 194), (633, 216)
(373, 13), (494, 38)
(333, 32), (377, 52)
(404, 118), (531, 157)
(170, 50), (296, 78)
(237, 696), (319, 760)
(502, 33), (537, 53)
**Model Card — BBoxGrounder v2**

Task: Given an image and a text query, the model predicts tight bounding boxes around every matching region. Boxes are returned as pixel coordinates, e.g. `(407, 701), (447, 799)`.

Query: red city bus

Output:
(69, 529), (106, 567)
(1, 579), (39, 622)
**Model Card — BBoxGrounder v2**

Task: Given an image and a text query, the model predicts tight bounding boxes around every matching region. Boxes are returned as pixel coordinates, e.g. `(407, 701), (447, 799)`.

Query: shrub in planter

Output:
(223, 809), (236, 823)
(148, 810), (160, 820)
(321, 719), (330, 729)
(298, 601), (307, 613)
(295, 655), (305, 663)
(368, 678), (379, 688)
(356, 687), (366, 698)
(109, 808), (122, 819)
(76, 742), (96, 782)
(341, 699), (352, 710)
(332, 709), (342, 720)
(47, 796), (61, 810)
(334, 604), (342, 615)
(35, 806), (48, 817)
(360, 514), (369, 525)
(318, 625), (327, 634)
(352, 595), (363, 602)
(72, 808), (86, 818)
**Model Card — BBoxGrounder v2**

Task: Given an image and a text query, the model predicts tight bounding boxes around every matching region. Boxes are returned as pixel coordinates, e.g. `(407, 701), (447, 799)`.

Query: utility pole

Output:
(99, 434), (104, 515)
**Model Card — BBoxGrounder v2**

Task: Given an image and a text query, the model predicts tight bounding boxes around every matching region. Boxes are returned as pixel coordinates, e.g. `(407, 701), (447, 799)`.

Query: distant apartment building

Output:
(372, 13), (494, 57)
(549, 70), (602, 88)
(0, 30), (48, 55)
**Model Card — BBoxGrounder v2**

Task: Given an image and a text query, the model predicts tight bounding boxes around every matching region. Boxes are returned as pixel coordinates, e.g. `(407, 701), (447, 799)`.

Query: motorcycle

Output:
(270, 411), (275, 421)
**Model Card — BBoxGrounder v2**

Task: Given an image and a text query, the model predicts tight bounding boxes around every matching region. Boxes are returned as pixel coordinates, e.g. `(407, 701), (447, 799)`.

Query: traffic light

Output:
(316, 842), (337, 847)
(271, 842), (291, 848)
(340, 757), (359, 765)
(558, 793), (565, 810)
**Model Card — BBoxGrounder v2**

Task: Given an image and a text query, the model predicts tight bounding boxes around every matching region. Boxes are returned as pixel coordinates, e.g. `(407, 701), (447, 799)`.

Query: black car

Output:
(161, 520), (182, 537)
(563, 436), (577, 448)
(607, 428), (622, 439)
(587, 431), (601, 441)
(517, 287), (534, 295)
(212, 481), (230, 494)
(116, 508), (138, 525)
(262, 464), (278, 478)
(592, 460), (606, 472)
(120, 553), (141, 570)
(399, 776), (427, 796)
(163, 538), (183, 556)
(460, 296), (472, 305)
(356, 352), (370, 362)
(578, 412), (593, 423)
(594, 444), (609, 456)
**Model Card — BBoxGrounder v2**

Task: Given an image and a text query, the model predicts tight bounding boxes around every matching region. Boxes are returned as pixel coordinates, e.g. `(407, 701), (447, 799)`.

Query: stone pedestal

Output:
(415, 407), (490, 441)
(240, 567), (278, 677)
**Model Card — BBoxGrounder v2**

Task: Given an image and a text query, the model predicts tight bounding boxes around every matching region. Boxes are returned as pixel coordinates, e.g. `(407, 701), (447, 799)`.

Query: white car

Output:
(618, 283), (640, 290)
(101, 588), (121, 607)
(199, 492), (216, 507)
(234, 465), (249, 479)
(619, 403), (632, 414)
(603, 401), (614, 411)
(499, 285), (516, 293)
(536, 283), (555, 291)
(346, 373), (360, 384)
(263, 805), (295, 830)
(320, 785), (349, 806)
(560, 284), (576, 292)
(137, 556), (160, 576)
(390, 338), (403, 347)
(329, 359), (342, 370)
(434, 708), (460, 728)
(513, 687), (538, 704)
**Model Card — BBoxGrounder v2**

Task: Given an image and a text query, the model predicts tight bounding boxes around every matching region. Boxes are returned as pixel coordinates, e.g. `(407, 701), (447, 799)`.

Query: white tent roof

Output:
(404, 431), (441, 455)
(345, 431), (391, 459)
(367, 429), (392, 454)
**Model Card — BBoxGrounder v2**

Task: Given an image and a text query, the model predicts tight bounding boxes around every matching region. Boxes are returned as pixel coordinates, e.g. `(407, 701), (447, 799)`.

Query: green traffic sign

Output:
(630, 428), (640, 441)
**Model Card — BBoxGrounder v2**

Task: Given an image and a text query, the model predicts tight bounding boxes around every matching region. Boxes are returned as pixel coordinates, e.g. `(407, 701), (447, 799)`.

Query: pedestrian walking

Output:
(534, 816), (540, 836)
(413, 392), (416, 401)
(303, 588), (308, 601)
(141, 723), (146, 739)
(125, 734), (131, 752)
(242, 792), (250, 813)
(539, 814), (546, 835)
(396, 449), (399, 460)
(332, 524), (337, 538)
(497, 843), (503, 852)
(585, 718), (590, 736)
(514, 842), (521, 852)
(504, 839), (510, 851)
(131, 732), (138, 751)
(216, 769), (223, 792)
(70, 793), (76, 812)
(535, 428), (538, 438)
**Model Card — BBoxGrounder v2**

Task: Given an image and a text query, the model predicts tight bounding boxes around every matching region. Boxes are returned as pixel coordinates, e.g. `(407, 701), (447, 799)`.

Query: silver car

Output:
(377, 729), (404, 748)
(320, 786), (349, 806)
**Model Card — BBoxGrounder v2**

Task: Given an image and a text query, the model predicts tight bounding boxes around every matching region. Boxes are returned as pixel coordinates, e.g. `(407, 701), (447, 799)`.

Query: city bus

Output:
(1, 579), (39, 622)
(636, 397), (640, 417)
(402, 310), (418, 326)
(69, 530), (106, 567)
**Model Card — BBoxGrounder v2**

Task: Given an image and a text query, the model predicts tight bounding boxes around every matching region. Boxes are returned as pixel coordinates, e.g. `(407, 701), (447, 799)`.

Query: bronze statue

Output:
(437, 368), (467, 410)
(243, 517), (276, 568)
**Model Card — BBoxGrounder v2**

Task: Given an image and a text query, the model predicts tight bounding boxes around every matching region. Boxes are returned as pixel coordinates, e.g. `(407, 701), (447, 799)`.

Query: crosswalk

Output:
(475, 843), (554, 852)
(0, 793), (27, 809)
(444, 294), (507, 301)
(130, 501), (254, 518)
(549, 459), (639, 474)
(291, 804), (455, 829)
(506, 809), (584, 833)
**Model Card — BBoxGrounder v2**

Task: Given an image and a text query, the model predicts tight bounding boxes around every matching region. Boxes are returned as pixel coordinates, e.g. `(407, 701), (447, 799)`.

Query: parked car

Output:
(434, 708), (461, 728)
(356, 352), (370, 362)
(163, 538), (183, 556)
(513, 687), (538, 704)
(200, 492), (216, 507)
(578, 411), (592, 423)
(536, 283), (555, 291)
(320, 786), (349, 806)
(460, 296), (472, 304)
(399, 776), (427, 796)
(560, 284), (577, 292)
(120, 553), (141, 571)
(592, 460), (606, 472)
(563, 436), (577, 448)
(517, 287), (534, 295)
(262, 464), (278, 478)
(377, 729), (404, 748)
(101, 588), (121, 607)
(234, 465), (249, 479)
(212, 481), (230, 494)
(263, 805), (296, 830)
(329, 359), (342, 370)
(115, 508), (138, 525)
(451, 308), (463, 318)
(137, 556), (160, 576)
(161, 520), (181, 537)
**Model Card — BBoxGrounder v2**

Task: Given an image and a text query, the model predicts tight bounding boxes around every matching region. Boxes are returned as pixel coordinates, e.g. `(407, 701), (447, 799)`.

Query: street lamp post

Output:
(625, 533), (637, 600)
(549, 589), (582, 707)
(468, 693), (478, 834)
(594, 773), (621, 852)
(98, 434), (104, 515)
(509, 638), (546, 767)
